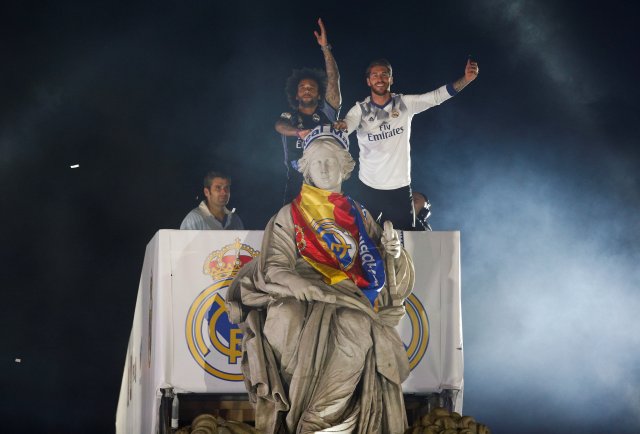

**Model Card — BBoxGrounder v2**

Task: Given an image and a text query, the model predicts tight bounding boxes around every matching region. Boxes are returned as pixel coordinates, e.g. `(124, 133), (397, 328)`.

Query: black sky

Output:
(2, 1), (640, 433)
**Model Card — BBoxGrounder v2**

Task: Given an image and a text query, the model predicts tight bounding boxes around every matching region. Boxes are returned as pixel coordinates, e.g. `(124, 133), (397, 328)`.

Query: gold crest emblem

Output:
(203, 238), (259, 281)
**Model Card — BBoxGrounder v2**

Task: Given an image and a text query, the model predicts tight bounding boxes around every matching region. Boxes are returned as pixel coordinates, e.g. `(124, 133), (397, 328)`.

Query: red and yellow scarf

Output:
(291, 184), (385, 304)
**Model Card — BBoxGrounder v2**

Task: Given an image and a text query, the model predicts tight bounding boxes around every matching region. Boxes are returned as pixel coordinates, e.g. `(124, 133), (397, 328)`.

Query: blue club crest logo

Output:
(311, 218), (358, 270)
(185, 239), (259, 381)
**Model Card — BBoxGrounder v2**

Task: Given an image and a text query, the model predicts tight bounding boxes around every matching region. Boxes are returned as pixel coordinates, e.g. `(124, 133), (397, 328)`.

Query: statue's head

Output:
(298, 138), (355, 193)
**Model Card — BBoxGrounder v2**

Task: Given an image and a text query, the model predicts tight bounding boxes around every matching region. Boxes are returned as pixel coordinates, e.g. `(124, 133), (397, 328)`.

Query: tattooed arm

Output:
(314, 18), (341, 110)
(451, 58), (480, 93)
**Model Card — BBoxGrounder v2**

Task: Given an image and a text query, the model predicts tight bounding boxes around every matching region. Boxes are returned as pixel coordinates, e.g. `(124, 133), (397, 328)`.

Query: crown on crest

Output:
(203, 238), (259, 281)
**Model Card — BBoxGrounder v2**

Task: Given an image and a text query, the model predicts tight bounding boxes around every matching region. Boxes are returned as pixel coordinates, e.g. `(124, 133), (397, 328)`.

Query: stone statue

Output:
(227, 129), (415, 433)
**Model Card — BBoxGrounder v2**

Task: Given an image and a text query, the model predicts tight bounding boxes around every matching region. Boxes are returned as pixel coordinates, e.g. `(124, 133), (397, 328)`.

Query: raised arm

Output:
(451, 58), (479, 93)
(314, 18), (341, 110)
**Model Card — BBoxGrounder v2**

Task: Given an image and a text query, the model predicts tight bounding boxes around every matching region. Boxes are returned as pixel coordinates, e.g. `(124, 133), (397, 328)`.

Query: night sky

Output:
(2, 1), (640, 433)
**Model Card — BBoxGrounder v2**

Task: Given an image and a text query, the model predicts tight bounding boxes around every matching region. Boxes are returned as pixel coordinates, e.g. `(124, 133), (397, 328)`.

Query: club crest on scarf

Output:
(292, 184), (386, 305)
(311, 218), (357, 270)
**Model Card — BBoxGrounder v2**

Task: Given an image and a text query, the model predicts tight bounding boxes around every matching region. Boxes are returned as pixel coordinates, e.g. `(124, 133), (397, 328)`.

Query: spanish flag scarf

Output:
(291, 184), (386, 305)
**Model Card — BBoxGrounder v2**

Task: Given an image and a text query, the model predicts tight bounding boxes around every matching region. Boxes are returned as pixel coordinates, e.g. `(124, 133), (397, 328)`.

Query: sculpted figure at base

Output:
(228, 129), (415, 434)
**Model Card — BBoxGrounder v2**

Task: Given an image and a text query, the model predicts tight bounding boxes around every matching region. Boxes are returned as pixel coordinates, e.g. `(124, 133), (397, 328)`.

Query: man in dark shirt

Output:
(275, 18), (341, 204)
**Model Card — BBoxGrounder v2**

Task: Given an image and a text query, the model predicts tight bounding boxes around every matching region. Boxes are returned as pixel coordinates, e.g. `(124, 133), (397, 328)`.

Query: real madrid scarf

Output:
(291, 184), (386, 305)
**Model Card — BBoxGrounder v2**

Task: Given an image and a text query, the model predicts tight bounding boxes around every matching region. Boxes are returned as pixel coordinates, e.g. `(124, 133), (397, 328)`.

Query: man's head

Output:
(285, 68), (328, 110)
(411, 191), (431, 231)
(298, 139), (355, 192)
(203, 171), (231, 210)
(412, 191), (432, 224)
(412, 191), (428, 213)
(365, 58), (393, 97)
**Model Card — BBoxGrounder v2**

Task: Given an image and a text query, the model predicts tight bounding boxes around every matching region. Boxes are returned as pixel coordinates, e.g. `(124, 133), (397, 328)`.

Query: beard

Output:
(370, 84), (389, 97)
(298, 97), (319, 109)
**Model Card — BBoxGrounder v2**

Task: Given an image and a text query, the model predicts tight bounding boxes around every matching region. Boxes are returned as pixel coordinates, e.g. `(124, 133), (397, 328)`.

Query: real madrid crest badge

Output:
(391, 110), (399, 118)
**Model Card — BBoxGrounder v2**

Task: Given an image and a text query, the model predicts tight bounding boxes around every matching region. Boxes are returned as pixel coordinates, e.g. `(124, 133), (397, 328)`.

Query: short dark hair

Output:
(412, 191), (427, 202)
(365, 58), (393, 77)
(285, 67), (328, 109)
(203, 171), (231, 189)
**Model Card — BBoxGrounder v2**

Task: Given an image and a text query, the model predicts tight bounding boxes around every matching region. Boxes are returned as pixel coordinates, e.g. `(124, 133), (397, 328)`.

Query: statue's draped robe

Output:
(227, 204), (414, 434)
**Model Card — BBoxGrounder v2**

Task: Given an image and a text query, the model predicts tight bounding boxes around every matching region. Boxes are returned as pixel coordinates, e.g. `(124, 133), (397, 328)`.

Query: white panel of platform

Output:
(115, 229), (463, 433)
